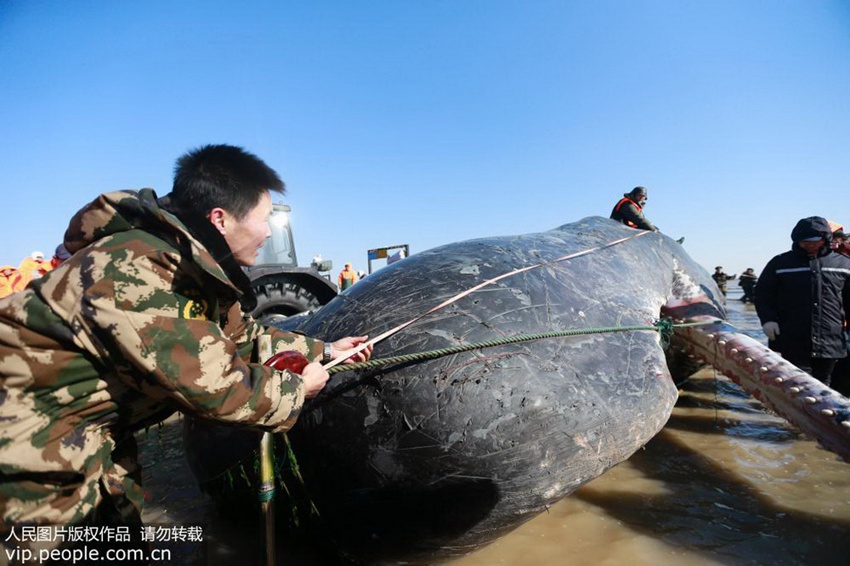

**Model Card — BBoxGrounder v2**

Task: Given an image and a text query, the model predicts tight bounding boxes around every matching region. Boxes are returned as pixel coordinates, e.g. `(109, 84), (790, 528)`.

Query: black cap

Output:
(790, 216), (831, 244)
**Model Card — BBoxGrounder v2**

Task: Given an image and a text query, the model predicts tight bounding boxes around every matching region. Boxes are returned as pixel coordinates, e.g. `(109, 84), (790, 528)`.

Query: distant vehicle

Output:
(246, 203), (338, 325)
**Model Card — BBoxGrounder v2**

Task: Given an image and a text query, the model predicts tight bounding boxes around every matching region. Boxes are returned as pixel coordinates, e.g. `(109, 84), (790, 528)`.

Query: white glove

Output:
(762, 322), (780, 341)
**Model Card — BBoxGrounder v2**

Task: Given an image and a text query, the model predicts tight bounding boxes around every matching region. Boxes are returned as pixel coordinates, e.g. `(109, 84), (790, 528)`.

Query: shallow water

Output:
(139, 291), (850, 565)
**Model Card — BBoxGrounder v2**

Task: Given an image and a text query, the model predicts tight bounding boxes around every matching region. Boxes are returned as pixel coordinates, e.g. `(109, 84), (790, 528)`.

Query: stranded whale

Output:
(185, 216), (727, 564)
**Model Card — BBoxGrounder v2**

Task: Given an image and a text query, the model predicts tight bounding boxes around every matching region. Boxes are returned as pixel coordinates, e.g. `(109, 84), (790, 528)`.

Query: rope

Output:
(326, 317), (713, 375)
(324, 230), (653, 369)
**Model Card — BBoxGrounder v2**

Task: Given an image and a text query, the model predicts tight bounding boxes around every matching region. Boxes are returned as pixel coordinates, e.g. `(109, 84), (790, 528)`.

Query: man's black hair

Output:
(171, 144), (285, 220)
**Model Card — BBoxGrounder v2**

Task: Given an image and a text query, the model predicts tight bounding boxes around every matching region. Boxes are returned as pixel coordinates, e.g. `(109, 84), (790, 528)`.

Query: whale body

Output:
(184, 216), (727, 564)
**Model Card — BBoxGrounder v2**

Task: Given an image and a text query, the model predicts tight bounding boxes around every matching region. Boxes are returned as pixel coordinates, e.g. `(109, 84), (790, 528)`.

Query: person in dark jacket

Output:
(828, 226), (850, 395)
(737, 268), (758, 303)
(754, 216), (850, 385)
(610, 186), (658, 232)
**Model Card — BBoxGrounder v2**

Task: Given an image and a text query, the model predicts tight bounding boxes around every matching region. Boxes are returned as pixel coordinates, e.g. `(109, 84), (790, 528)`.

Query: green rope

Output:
(327, 317), (714, 375)
(271, 316), (715, 554)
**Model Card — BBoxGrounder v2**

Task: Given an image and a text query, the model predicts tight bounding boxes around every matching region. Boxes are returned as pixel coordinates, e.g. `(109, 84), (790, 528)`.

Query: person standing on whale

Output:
(610, 186), (659, 232)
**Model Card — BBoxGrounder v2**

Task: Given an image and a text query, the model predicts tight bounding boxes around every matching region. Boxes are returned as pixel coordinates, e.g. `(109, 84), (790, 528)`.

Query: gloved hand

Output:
(762, 322), (780, 341)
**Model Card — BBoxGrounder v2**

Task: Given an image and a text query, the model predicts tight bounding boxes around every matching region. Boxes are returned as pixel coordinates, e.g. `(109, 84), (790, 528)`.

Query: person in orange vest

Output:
(827, 221), (849, 257)
(338, 262), (358, 290)
(835, 230), (850, 258)
(17, 251), (53, 290)
(0, 265), (22, 298)
(610, 186), (658, 232)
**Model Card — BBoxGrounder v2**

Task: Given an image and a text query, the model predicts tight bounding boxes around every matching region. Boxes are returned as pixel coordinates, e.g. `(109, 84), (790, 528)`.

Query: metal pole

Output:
(258, 335), (276, 566)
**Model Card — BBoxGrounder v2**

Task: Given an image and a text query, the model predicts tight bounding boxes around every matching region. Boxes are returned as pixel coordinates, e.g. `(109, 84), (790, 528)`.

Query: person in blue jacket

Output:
(755, 216), (850, 385)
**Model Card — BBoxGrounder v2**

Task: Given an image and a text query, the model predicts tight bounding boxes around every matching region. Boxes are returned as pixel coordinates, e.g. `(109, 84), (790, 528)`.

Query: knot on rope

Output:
(654, 317), (675, 348)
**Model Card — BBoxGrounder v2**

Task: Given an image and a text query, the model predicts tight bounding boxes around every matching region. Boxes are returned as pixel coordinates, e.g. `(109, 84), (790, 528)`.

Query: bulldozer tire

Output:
(252, 279), (324, 323)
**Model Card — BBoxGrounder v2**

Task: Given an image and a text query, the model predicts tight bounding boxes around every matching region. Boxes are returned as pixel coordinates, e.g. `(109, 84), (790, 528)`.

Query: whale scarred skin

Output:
(185, 216), (726, 564)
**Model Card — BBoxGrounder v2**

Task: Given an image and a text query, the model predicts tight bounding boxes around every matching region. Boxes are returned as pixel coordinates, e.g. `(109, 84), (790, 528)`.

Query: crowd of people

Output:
(0, 246), (71, 298)
(609, 190), (850, 396)
(708, 266), (759, 303)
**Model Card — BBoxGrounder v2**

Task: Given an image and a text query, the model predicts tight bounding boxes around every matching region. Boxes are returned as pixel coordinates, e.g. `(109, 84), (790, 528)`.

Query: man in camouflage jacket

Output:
(0, 145), (371, 539)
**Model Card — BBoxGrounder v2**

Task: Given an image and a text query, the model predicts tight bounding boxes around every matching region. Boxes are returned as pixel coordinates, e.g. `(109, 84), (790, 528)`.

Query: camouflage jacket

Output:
(0, 189), (324, 528)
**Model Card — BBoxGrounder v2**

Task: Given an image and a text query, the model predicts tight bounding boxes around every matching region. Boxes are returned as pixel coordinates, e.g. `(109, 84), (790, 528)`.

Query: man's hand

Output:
(301, 362), (330, 398)
(331, 335), (374, 363)
(762, 322), (780, 341)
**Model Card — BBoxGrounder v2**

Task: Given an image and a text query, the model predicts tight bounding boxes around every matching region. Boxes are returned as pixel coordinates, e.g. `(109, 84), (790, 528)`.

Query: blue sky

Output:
(1, 1), (848, 281)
